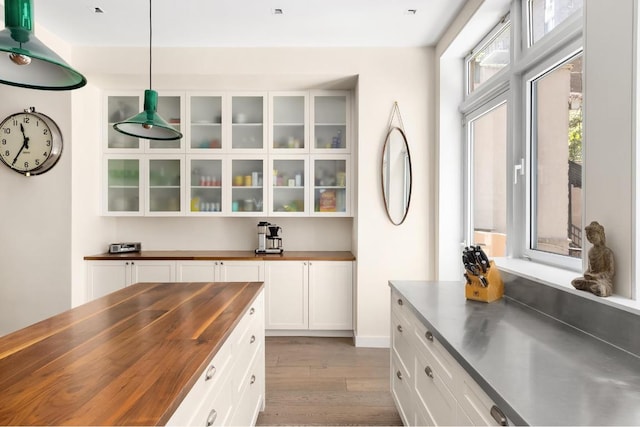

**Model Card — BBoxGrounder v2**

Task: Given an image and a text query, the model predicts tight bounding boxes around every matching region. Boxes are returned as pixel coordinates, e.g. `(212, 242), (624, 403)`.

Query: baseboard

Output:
(354, 335), (390, 348)
(265, 330), (353, 338)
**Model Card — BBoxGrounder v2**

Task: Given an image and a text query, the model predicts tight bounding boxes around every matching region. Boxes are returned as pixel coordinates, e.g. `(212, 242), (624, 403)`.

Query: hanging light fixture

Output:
(113, 0), (182, 141)
(0, 0), (87, 90)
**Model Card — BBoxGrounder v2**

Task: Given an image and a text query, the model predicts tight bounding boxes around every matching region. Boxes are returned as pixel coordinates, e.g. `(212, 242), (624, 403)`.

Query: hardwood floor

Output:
(256, 336), (403, 426)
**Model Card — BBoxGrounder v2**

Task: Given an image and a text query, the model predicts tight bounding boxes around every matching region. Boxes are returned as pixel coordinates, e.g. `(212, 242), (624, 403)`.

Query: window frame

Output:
(523, 46), (584, 271)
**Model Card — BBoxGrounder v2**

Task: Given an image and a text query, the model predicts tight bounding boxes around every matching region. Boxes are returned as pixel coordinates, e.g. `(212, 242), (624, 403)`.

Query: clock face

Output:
(0, 112), (59, 175)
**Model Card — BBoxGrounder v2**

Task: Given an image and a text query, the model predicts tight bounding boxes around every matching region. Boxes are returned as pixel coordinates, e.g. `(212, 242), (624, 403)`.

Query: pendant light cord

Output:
(148, 0), (152, 90)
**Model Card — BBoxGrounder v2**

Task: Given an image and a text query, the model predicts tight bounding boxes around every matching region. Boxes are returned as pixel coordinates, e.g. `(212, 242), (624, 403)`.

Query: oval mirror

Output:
(381, 126), (412, 225)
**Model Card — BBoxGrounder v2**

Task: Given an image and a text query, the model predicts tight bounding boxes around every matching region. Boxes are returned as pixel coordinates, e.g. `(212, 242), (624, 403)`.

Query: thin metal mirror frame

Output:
(381, 126), (413, 225)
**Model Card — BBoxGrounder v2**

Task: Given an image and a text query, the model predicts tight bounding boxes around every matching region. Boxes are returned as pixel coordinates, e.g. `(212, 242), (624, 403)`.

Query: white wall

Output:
(0, 87), (72, 335)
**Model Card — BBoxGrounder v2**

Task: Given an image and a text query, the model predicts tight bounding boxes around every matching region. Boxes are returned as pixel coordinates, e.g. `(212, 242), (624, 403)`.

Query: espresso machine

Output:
(255, 221), (284, 254)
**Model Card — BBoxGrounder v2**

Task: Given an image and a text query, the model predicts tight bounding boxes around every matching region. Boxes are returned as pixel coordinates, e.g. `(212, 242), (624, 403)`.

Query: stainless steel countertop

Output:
(389, 280), (640, 426)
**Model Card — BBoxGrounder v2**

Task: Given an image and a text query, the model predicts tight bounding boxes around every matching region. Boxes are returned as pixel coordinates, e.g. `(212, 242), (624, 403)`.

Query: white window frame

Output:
(522, 45), (583, 271)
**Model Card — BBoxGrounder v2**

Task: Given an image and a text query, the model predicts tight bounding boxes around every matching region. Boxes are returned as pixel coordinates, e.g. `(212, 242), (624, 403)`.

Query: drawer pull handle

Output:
(250, 307), (255, 315)
(396, 370), (403, 380)
(250, 335), (256, 344)
(205, 365), (216, 381)
(397, 298), (403, 306)
(206, 409), (217, 426)
(424, 366), (434, 379)
(250, 374), (256, 385)
(425, 331), (434, 342)
(491, 405), (508, 426)
(397, 324), (403, 333)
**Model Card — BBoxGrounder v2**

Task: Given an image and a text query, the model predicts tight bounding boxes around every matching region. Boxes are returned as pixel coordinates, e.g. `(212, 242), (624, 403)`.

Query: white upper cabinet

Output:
(269, 92), (309, 153)
(186, 93), (225, 153)
(310, 90), (350, 153)
(230, 93), (268, 153)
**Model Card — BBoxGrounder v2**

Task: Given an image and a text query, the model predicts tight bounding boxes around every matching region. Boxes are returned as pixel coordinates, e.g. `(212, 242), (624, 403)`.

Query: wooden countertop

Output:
(0, 281), (264, 426)
(84, 250), (356, 261)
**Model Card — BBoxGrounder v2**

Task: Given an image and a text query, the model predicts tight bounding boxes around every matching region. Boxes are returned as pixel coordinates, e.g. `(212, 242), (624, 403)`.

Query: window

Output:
(528, 54), (583, 260)
(527, 0), (583, 45)
(466, 101), (508, 257)
(466, 18), (511, 95)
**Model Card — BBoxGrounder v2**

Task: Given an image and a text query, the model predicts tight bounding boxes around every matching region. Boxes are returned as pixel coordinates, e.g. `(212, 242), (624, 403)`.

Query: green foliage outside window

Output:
(569, 109), (582, 163)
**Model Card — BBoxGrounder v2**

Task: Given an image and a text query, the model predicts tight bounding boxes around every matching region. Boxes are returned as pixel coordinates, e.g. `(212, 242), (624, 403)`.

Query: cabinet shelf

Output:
(108, 185), (139, 189)
(274, 185), (304, 189)
(149, 185), (181, 189)
(191, 185), (222, 189)
(315, 123), (347, 126)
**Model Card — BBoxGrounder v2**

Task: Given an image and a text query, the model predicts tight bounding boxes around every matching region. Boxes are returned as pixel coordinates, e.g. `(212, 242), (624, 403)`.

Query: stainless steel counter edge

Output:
(389, 280), (640, 426)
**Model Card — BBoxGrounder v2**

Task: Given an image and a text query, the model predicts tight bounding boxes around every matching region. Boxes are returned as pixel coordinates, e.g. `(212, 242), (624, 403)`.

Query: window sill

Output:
(494, 257), (640, 316)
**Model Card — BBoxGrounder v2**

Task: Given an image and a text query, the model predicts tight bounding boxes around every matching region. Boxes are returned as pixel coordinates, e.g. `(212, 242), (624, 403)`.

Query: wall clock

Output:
(0, 107), (63, 176)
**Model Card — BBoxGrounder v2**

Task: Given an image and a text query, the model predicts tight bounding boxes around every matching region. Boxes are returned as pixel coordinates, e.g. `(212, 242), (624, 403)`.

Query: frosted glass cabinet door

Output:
(106, 94), (142, 151)
(148, 93), (184, 151)
(230, 156), (266, 215)
(187, 156), (225, 214)
(188, 94), (224, 152)
(105, 156), (142, 215)
(147, 157), (184, 215)
(231, 94), (266, 151)
(270, 93), (308, 152)
(269, 156), (308, 215)
(311, 155), (350, 216)
(311, 91), (350, 152)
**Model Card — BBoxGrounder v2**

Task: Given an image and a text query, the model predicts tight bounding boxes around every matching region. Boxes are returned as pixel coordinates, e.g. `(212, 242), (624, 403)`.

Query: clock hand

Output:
(12, 123), (30, 165)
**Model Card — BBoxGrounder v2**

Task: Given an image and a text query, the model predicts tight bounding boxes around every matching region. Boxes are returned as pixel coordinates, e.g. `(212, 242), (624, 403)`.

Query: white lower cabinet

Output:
(391, 290), (507, 426)
(176, 260), (264, 282)
(86, 260), (176, 300)
(167, 290), (265, 427)
(265, 260), (353, 331)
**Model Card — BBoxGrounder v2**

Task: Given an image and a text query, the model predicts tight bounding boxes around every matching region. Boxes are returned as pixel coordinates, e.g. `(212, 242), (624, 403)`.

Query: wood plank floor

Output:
(256, 336), (403, 426)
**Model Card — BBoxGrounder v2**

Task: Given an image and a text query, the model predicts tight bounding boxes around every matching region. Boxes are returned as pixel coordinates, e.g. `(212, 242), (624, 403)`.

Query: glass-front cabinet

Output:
(311, 155), (350, 216)
(231, 93), (267, 152)
(187, 94), (224, 152)
(187, 156), (225, 214)
(105, 156), (142, 215)
(102, 90), (351, 217)
(311, 91), (350, 153)
(146, 157), (184, 215)
(269, 156), (308, 215)
(230, 156), (266, 215)
(270, 92), (308, 153)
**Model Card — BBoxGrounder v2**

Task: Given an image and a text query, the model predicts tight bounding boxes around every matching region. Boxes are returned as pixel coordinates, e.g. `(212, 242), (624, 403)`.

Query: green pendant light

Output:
(113, 0), (182, 141)
(0, 0), (86, 90)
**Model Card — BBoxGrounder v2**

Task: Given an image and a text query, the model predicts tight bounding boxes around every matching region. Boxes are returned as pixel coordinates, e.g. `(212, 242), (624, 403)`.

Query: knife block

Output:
(465, 261), (504, 303)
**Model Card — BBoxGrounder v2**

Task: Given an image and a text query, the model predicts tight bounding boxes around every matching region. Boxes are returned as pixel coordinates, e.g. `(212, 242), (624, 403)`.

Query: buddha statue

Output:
(571, 221), (614, 297)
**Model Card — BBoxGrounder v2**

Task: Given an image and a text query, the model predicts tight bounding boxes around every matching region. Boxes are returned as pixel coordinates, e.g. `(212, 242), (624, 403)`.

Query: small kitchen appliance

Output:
(109, 242), (142, 254)
(255, 222), (283, 254)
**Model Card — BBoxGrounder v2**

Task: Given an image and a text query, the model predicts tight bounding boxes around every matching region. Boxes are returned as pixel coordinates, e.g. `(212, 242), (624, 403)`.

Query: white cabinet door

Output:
(130, 260), (176, 283)
(86, 261), (129, 300)
(264, 261), (309, 329)
(176, 261), (219, 281)
(219, 260), (264, 282)
(308, 261), (353, 330)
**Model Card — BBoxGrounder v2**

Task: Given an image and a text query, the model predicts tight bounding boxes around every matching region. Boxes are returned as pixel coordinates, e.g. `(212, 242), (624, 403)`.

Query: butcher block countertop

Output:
(0, 281), (263, 426)
(84, 250), (355, 261)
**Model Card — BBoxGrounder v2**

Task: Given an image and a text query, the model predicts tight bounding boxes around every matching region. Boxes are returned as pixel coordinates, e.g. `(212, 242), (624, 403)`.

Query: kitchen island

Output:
(0, 281), (264, 426)
(389, 280), (640, 426)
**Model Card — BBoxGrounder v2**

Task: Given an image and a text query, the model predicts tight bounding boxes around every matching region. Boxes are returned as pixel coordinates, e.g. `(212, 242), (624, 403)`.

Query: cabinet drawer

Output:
(414, 347), (457, 426)
(391, 312), (413, 381)
(391, 290), (413, 326)
(391, 352), (413, 426)
(190, 372), (235, 427)
(232, 293), (264, 395)
(167, 338), (232, 426)
(230, 342), (265, 426)
(458, 369), (505, 426)
(413, 315), (457, 391)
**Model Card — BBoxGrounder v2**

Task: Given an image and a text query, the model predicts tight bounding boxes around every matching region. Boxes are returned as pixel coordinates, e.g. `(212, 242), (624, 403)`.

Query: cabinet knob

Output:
(206, 409), (217, 426)
(397, 298), (403, 306)
(250, 374), (256, 385)
(425, 330), (434, 342)
(250, 307), (255, 315)
(424, 365), (434, 379)
(250, 335), (256, 344)
(397, 324), (403, 333)
(220, 261), (224, 265)
(205, 365), (216, 381)
(131, 261), (135, 266)
(491, 405), (508, 426)
(396, 370), (403, 380)
(125, 262), (129, 266)
(303, 262), (307, 266)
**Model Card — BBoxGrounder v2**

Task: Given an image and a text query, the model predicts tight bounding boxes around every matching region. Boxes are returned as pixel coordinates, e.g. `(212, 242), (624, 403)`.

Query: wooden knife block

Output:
(465, 261), (504, 303)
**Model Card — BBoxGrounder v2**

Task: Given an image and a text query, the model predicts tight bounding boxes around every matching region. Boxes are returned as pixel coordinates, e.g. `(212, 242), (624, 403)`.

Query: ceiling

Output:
(24, 0), (467, 48)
